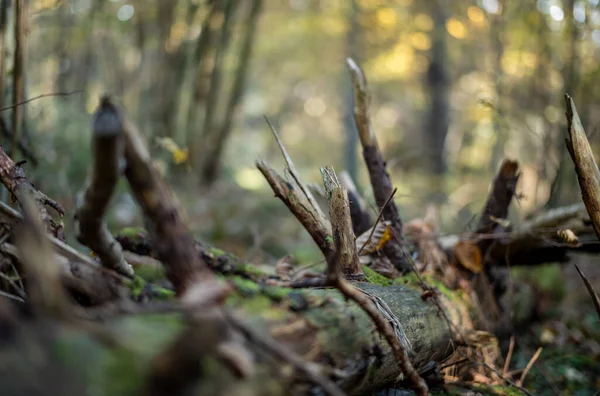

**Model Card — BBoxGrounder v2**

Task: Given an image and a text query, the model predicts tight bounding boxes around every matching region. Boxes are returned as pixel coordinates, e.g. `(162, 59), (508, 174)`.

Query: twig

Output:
(357, 187), (397, 255)
(574, 264), (600, 319)
(264, 115), (328, 225)
(320, 166), (428, 396)
(0, 289), (24, 303)
(0, 271), (26, 300)
(0, 90), (83, 113)
(438, 358), (469, 371)
(503, 335), (515, 376)
(225, 311), (346, 396)
(517, 347), (542, 387)
(74, 95), (133, 278)
(257, 160), (334, 260)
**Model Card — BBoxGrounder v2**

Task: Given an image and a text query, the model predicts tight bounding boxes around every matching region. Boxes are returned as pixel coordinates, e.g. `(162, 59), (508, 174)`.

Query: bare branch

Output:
(0, 146), (64, 237)
(106, 97), (227, 299)
(564, 94), (600, 241)
(74, 95), (133, 278)
(574, 264), (600, 319)
(346, 57), (409, 271)
(256, 160), (334, 260)
(0, 90), (83, 113)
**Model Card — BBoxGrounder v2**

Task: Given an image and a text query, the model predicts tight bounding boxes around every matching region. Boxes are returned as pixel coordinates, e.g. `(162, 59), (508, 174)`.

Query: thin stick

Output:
(225, 311), (346, 396)
(357, 187), (397, 255)
(517, 347), (543, 387)
(264, 115), (328, 224)
(0, 90), (83, 113)
(0, 271), (26, 300)
(574, 264), (600, 319)
(503, 335), (515, 376)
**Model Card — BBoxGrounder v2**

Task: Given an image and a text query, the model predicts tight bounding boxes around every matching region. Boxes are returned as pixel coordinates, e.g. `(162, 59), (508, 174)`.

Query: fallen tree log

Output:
(0, 269), (470, 395)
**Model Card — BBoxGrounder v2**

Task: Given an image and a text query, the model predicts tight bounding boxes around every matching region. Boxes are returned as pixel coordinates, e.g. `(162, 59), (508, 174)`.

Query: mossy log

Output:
(0, 265), (473, 396)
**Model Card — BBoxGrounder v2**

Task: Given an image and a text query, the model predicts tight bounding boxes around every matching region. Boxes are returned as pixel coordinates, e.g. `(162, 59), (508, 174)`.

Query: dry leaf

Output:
(557, 228), (580, 246)
(275, 254), (295, 281)
(356, 220), (392, 255)
(453, 240), (482, 273)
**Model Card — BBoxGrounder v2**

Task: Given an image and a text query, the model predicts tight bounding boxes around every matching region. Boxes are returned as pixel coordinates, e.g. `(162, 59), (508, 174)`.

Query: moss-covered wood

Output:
(0, 269), (467, 395)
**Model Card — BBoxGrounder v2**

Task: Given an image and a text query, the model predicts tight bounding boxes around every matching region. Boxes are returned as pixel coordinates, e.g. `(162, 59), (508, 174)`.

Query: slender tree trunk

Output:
(0, 0), (9, 110)
(546, 0), (579, 208)
(425, 1), (450, 199)
(343, 0), (360, 183)
(490, 6), (506, 171)
(200, 0), (262, 185)
(10, 0), (24, 160)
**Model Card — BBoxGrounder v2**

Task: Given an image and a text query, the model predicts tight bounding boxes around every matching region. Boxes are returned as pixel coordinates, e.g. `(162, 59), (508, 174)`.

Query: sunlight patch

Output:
(235, 168), (265, 191)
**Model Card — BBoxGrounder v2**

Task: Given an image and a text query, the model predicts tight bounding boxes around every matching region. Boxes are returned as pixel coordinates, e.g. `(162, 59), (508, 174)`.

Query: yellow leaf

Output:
(172, 148), (188, 164)
(453, 240), (482, 273)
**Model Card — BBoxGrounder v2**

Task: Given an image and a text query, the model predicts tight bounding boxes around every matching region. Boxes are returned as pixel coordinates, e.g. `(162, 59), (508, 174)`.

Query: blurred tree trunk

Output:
(490, 6), (506, 171)
(0, 0), (9, 110)
(424, 1), (450, 198)
(200, 0), (262, 185)
(185, 0), (230, 169)
(342, 0), (360, 184)
(547, 0), (579, 208)
(153, 0), (181, 138)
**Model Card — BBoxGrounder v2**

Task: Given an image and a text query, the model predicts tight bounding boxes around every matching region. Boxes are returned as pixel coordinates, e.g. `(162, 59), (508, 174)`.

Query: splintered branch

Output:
(256, 160), (334, 261)
(564, 94), (600, 241)
(74, 96), (134, 278)
(106, 97), (226, 299)
(320, 167), (363, 279)
(320, 166), (428, 396)
(346, 58), (408, 272)
(14, 191), (70, 317)
(476, 158), (519, 254)
(339, 171), (372, 235)
(0, 146), (64, 237)
(264, 116), (329, 226)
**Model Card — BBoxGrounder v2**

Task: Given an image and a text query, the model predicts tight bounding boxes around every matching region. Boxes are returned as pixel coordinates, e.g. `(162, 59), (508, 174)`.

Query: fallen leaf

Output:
(453, 240), (482, 273)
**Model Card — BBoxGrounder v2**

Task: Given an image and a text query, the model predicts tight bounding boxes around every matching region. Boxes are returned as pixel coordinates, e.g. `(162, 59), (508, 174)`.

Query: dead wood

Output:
(256, 160), (335, 262)
(476, 159), (520, 254)
(320, 166), (428, 395)
(347, 58), (409, 272)
(13, 192), (70, 317)
(0, 201), (129, 305)
(564, 94), (600, 241)
(0, 146), (64, 237)
(103, 97), (227, 300)
(74, 96), (133, 278)
(339, 170), (372, 236)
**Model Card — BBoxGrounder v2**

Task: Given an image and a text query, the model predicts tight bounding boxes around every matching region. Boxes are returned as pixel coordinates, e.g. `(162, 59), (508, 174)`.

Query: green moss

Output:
(262, 285), (293, 301)
(362, 265), (393, 286)
(116, 227), (147, 239)
(133, 264), (165, 283)
(208, 247), (226, 256)
(129, 276), (146, 299)
(229, 276), (262, 295)
(237, 263), (268, 278)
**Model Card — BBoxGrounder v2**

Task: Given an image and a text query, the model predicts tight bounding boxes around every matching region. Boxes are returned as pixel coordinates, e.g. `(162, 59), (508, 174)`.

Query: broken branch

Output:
(346, 58), (408, 271)
(74, 95), (134, 278)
